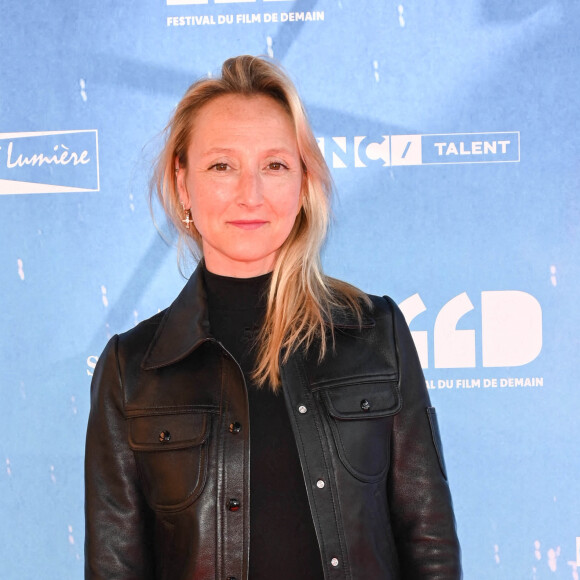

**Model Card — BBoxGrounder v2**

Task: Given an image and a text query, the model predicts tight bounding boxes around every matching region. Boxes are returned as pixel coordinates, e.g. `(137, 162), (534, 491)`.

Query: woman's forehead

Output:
(187, 94), (298, 154)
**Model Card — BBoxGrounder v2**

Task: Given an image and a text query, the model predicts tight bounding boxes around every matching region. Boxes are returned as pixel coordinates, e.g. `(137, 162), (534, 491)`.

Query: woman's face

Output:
(177, 93), (303, 278)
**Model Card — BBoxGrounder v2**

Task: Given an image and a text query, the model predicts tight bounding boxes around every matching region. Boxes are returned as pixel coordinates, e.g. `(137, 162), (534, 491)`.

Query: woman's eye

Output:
(268, 162), (286, 171)
(210, 163), (229, 171)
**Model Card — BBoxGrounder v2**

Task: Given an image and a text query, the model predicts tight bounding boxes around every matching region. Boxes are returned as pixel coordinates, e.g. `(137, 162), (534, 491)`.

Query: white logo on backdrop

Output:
(165, 0), (323, 26)
(317, 132), (520, 168)
(399, 291), (542, 369)
(0, 130), (100, 195)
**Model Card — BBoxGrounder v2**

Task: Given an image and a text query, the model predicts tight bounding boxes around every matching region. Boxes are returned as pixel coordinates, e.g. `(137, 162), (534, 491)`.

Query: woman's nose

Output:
(236, 169), (264, 206)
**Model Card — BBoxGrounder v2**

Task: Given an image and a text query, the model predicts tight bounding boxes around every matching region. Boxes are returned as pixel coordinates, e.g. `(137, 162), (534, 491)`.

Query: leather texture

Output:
(85, 265), (462, 579)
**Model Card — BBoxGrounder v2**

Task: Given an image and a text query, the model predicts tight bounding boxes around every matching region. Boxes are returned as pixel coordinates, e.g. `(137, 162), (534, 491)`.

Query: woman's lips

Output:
(228, 220), (268, 230)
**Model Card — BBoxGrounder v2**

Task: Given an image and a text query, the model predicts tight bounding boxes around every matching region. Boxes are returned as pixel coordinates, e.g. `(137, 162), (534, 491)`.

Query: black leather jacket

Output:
(85, 266), (461, 579)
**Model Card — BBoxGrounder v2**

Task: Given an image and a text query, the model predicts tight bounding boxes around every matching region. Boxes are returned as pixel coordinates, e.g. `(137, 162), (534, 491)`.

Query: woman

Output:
(85, 55), (461, 579)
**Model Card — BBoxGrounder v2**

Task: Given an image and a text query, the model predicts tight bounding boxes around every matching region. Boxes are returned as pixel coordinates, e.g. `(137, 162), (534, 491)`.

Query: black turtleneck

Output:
(203, 268), (324, 580)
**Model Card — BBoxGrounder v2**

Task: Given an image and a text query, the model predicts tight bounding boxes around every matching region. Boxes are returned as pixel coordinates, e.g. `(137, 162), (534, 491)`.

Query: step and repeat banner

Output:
(1, 1), (579, 578)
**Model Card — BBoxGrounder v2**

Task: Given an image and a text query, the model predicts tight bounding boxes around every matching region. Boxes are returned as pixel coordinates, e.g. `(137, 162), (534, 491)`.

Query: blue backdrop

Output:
(1, 1), (579, 578)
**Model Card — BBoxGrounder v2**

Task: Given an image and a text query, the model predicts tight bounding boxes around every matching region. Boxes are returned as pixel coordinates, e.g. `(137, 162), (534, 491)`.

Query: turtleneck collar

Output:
(203, 266), (272, 312)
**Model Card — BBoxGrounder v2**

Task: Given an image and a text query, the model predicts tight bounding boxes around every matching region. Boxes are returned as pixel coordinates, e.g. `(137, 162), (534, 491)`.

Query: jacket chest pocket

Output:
(319, 380), (401, 483)
(128, 411), (211, 512)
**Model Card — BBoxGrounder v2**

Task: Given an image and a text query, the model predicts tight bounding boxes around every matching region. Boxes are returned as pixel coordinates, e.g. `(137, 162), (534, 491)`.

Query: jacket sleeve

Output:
(85, 335), (155, 579)
(384, 297), (462, 579)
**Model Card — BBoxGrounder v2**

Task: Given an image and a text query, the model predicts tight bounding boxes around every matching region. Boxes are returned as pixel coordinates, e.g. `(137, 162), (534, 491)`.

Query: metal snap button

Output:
(360, 399), (371, 411)
(229, 421), (242, 434)
(316, 479), (325, 489)
(159, 430), (171, 443)
(298, 405), (307, 414)
(227, 498), (241, 512)
(331, 557), (339, 567)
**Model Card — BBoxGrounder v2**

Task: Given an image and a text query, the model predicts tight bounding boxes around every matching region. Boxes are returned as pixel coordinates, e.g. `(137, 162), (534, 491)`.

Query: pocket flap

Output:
(129, 412), (209, 452)
(321, 380), (401, 420)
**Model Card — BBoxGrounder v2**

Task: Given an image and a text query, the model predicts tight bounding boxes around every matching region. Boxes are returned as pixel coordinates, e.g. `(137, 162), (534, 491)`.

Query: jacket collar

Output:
(141, 262), (375, 370)
(141, 263), (211, 370)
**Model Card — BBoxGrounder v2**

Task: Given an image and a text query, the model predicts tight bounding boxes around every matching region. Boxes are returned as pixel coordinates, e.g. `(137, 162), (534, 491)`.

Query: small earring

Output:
(182, 208), (193, 229)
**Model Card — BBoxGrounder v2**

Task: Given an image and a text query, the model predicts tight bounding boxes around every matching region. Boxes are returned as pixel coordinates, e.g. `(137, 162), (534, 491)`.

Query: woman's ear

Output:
(175, 164), (189, 208)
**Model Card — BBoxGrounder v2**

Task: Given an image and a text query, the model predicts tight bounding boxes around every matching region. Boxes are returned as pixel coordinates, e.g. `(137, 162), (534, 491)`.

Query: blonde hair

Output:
(152, 55), (370, 389)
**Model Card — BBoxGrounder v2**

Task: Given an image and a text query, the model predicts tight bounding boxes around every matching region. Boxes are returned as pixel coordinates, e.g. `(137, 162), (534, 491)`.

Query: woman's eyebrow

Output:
(199, 146), (298, 157)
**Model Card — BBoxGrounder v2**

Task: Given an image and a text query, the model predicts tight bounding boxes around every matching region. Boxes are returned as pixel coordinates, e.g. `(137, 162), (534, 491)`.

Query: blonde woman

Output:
(85, 55), (461, 580)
